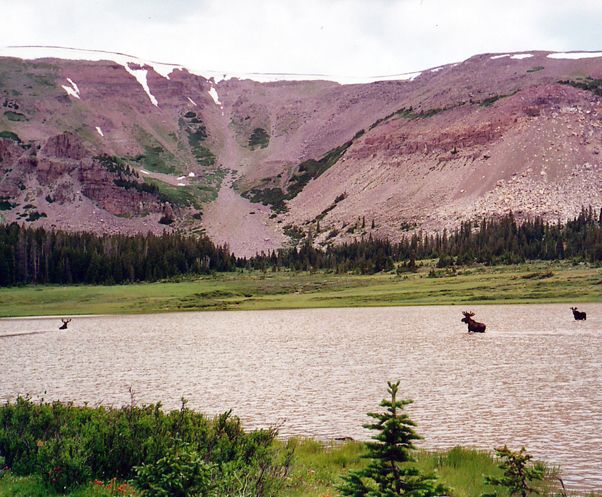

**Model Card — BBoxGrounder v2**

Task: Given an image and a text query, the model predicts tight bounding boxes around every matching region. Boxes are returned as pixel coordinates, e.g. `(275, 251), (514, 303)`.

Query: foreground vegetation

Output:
(0, 444), (538, 497)
(0, 391), (574, 497)
(0, 261), (600, 317)
(0, 397), (286, 495)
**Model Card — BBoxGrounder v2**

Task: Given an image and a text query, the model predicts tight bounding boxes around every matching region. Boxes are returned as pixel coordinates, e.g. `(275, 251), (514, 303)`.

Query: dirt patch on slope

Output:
(202, 174), (287, 257)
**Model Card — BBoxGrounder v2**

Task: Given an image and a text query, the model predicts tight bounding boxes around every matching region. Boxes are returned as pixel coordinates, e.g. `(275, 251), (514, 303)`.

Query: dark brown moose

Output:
(461, 311), (486, 333)
(59, 318), (72, 330)
(570, 307), (587, 321)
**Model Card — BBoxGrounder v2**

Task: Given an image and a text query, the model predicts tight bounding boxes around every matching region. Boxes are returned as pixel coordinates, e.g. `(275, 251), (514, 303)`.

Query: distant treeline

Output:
(0, 226), (236, 286)
(1, 208), (601, 285)
(246, 207), (602, 273)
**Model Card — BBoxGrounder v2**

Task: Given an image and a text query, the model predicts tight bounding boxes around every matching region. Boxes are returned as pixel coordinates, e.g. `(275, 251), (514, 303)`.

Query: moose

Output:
(570, 307), (587, 321)
(461, 311), (486, 333)
(59, 318), (72, 330)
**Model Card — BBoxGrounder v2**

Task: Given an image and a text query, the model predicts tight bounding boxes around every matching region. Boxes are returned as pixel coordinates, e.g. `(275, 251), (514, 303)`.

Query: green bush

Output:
(248, 128), (269, 149)
(0, 198), (17, 211)
(38, 437), (91, 492)
(482, 446), (544, 497)
(4, 111), (28, 122)
(134, 443), (213, 497)
(0, 130), (21, 142)
(0, 398), (281, 494)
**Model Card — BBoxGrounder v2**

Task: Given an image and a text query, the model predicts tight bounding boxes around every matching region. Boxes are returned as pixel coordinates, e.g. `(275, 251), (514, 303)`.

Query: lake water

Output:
(1, 304), (601, 490)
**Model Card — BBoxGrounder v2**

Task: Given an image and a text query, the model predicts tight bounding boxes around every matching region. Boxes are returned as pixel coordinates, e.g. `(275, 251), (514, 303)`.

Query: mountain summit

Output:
(1, 47), (601, 256)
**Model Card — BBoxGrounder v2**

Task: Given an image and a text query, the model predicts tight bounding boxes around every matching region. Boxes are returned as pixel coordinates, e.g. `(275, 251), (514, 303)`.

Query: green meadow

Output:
(0, 261), (600, 318)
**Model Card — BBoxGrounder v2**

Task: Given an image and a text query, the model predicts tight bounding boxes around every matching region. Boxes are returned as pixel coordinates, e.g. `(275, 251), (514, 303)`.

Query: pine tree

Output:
(339, 381), (448, 497)
(482, 446), (544, 497)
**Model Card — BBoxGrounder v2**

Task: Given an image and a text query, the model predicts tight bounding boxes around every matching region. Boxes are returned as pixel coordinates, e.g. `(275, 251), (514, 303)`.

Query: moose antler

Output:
(62, 318), (71, 324)
(462, 311), (475, 317)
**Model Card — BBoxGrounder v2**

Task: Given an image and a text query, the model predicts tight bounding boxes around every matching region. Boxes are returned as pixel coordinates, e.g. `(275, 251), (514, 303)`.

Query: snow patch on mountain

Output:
(61, 83), (80, 99)
(510, 54), (533, 59)
(66, 78), (80, 95)
(403, 71), (422, 81)
(2, 45), (437, 85)
(187, 97), (197, 106)
(547, 52), (602, 60)
(208, 87), (221, 105)
(96, 126), (104, 137)
(491, 54), (510, 59)
(61, 78), (81, 99)
(123, 64), (158, 106)
(0, 46), (182, 79)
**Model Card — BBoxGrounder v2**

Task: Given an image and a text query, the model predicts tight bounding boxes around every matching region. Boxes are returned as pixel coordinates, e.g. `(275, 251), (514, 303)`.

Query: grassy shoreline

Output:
(1, 261), (601, 318)
(0, 441), (569, 497)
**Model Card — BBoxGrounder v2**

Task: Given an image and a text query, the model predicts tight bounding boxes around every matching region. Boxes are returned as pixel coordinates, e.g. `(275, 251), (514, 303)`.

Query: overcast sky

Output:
(1, 0), (601, 77)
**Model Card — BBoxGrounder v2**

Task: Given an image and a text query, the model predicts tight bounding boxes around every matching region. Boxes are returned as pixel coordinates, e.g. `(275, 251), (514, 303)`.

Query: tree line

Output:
(0, 226), (236, 286)
(247, 206), (602, 273)
(1, 207), (601, 286)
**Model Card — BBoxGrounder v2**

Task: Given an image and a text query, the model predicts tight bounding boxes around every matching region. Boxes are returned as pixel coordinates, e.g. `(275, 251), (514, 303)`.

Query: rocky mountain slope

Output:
(1, 47), (601, 256)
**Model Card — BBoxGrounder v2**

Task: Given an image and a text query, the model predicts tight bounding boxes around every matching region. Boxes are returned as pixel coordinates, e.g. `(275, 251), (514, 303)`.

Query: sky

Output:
(1, 0), (601, 78)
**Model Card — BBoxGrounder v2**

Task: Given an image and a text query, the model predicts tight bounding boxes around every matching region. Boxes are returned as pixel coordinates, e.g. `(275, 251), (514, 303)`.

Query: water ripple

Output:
(1, 304), (601, 490)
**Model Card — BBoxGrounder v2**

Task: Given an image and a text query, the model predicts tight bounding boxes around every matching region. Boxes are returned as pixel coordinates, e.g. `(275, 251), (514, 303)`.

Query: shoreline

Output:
(0, 298), (601, 321)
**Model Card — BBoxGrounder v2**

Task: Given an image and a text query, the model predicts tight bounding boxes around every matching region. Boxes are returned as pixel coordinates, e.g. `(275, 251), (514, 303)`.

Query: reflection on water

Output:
(2, 304), (601, 489)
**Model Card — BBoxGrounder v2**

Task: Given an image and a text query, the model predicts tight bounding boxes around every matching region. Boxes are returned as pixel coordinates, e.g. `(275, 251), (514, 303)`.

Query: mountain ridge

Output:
(0, 47), (601, 256)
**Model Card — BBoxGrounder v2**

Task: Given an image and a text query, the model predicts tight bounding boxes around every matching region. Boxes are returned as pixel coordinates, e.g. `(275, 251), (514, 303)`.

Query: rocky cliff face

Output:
(0, 48), (601, 255)
(0, 131), (167, 233)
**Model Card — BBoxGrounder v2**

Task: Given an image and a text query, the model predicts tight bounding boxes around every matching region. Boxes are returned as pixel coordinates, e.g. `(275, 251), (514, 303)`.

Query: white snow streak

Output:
(187, 97), (197, 106)
(150, 62), (184, 79)
(547, 52), (602, 60)
(177, 183), (186, 186)
(140, 169), (150, 175)
(67, 78), (80, 94)
(1, 46), (182, 80)
(490, 54), (510, 59)
(510, 54), (533, 60)
(188, 172), (196, 177)
(61, 84), (80, 99)
(208, 87), (221, 105)
(95, 126), (104, 136)
(404, 71), (422, 81)
(123, 64), (158, 106)
(61, 77), (80, 99)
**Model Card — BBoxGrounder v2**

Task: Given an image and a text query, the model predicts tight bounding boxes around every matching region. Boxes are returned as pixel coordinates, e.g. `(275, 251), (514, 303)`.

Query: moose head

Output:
(570, 307), (586, 321)
(461, 311), (486, 333)
(59, 318), (72, 330)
